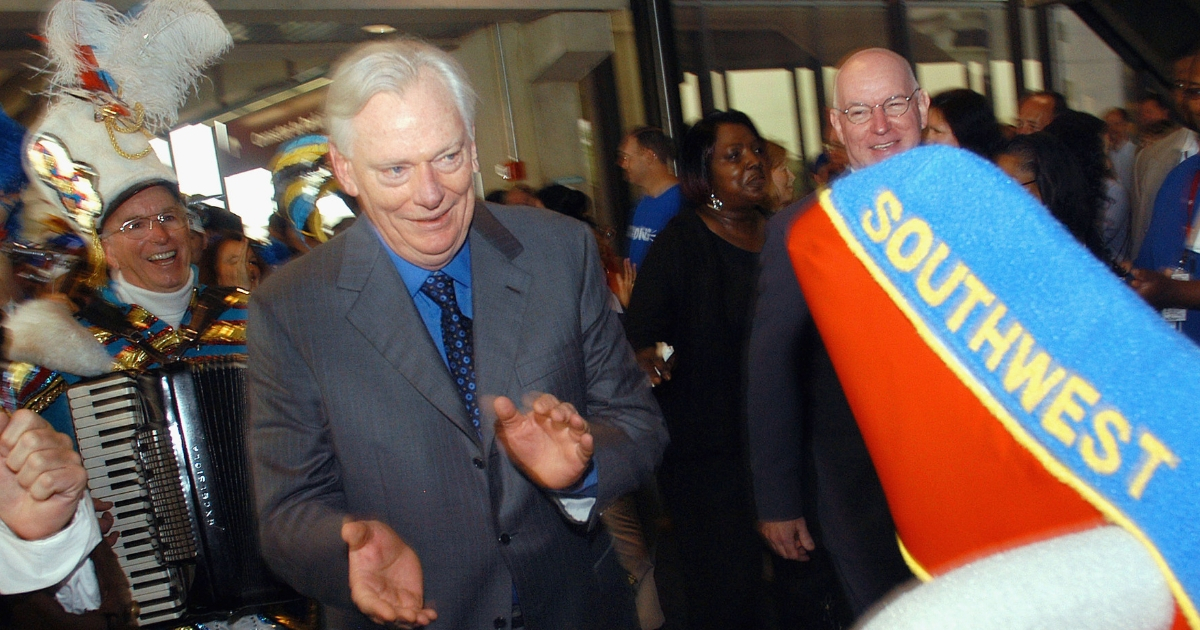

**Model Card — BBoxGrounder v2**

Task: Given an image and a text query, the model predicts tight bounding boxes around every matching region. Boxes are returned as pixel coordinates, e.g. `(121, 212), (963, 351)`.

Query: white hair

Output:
(324, 37), (478, 156)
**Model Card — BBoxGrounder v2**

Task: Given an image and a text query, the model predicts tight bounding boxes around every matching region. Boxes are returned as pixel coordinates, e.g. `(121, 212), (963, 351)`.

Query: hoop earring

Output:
(707, 193), (723, 212)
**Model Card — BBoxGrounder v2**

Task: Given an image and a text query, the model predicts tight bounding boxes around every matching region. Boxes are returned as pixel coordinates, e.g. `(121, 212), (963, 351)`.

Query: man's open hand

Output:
(0, 409), (88, 540)
(494, 394), (593, 490)
(342, 519), (437, 627)
(759, 518), (816, 561)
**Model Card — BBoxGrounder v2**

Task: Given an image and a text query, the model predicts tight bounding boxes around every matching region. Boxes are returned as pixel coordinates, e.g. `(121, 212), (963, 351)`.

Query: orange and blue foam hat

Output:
(786, 145), (1199, 629)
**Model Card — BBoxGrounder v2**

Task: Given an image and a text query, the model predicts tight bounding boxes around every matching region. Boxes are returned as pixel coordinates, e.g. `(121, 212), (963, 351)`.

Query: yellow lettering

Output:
(1040, 376), (1099, 447)
(886, 218), (934, 272)
(916, 244), (969, 307)
(968, 303), (1024, 371)
(1128, 432), (1180, 499)
(1003, 335), (1067, 412)
(1079, 409), (1131, 475)
(946, 274), (995, 332)
(862, 190), (902, 242)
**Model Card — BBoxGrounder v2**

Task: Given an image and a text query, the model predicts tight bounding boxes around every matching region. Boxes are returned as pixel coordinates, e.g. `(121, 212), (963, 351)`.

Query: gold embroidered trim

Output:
(23, 376), (68, 414)
(91, 327), (115, 345)
(224, 289), (250, 308)
(112, 347), (151, 372)
(200, 321), (247, 345)
(7, 362), (35, 388)
(148, 329), (185, 355)
(126, 305), (157, 329)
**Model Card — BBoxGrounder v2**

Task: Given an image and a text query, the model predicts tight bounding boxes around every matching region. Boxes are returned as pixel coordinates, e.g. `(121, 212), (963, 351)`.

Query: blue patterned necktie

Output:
(419, 271), (481, 438)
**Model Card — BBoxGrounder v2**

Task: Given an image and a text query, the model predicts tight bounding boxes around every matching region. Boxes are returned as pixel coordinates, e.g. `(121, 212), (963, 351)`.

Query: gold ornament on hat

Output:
(25, 132), (108, 289)
(99, 100), (153, 160)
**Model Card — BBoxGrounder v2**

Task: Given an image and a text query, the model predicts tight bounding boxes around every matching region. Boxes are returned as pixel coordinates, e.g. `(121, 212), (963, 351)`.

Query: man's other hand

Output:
(494, 394), (593, 490)
(634, 347), (671, 386)
(0, 409), (88, 540)
(1130, 268), (1200, 310)
(342, 519), (436, 628)
(759, 518), (816, 561)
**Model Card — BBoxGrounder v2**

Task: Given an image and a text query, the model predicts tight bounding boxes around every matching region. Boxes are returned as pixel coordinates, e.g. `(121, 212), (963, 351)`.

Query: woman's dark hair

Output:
(1044, 109), (1110, 230)
(930, 89), (1005, 159)
(536, 184), (594, 226)
(678, 109), (762, 205)
(1000, 132), (1107, 263)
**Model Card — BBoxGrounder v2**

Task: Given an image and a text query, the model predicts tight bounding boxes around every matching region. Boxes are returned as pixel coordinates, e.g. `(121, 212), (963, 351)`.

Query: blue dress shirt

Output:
(372, 228), (597, 516)
(382, 238), (474, 366)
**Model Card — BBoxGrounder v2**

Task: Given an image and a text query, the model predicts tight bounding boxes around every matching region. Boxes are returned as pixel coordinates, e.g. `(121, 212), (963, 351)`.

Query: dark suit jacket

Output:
(746, 197), (910, 611)
(248, 202), (667, 629)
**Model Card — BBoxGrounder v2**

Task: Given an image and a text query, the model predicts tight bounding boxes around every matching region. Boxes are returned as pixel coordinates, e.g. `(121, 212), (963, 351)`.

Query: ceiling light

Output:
(362, 24), (396, 35)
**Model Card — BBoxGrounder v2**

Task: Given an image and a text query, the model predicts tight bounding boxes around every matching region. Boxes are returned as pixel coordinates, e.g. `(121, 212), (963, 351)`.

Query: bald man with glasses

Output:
(747, 48), (920, 618)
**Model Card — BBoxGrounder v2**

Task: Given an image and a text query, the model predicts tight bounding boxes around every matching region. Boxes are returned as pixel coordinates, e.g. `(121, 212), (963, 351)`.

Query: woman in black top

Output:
(624, 110), (769, 630)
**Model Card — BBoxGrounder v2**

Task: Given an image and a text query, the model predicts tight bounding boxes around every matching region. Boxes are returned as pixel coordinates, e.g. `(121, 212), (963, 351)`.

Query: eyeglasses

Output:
(838, 88), (921, 125)
(1174, 82), (1200, 101)
(102, 210), (186, 240)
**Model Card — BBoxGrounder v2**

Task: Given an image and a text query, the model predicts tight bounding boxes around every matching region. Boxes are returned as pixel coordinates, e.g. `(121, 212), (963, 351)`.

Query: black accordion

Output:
(67, 360), (294, 627)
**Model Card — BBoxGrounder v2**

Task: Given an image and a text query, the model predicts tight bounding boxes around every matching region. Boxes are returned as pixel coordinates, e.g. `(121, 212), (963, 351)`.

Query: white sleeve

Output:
(54, 557), (102, 614)
(0, 491), (102, 602)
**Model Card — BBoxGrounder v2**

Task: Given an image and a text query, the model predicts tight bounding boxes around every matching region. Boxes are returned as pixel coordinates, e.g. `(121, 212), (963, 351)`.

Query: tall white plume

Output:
(43, 0), (123, 90)
(42, 0), (233, 134)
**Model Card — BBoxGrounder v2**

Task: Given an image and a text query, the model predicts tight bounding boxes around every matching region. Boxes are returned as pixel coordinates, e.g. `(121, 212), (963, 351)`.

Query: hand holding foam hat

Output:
(786, 145), (1198, 630)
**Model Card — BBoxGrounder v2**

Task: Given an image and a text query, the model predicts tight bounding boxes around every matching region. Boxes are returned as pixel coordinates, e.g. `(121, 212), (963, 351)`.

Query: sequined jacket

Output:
(1, 280), (248, 438)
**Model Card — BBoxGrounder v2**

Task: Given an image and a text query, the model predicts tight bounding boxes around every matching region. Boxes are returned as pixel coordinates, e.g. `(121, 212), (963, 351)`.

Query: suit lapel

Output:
(339, 220), (479, 445)
(470, 203), (531, 446)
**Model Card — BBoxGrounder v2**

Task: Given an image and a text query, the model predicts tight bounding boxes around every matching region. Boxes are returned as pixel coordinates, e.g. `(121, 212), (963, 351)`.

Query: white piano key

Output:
(70, 398), (139, 427)
(75, 422), (136, 445)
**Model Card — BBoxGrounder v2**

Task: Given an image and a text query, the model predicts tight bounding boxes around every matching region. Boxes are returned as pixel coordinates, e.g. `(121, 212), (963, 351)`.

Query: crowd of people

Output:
(1, 0), (1198, 628)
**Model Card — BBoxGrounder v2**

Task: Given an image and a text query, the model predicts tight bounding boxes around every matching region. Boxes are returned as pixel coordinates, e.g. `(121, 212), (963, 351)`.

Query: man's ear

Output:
(829, 107), (845, 146)
(328, 143), (359, 197)
(916, 87), (932, 130)
(100, 237), (119, 272)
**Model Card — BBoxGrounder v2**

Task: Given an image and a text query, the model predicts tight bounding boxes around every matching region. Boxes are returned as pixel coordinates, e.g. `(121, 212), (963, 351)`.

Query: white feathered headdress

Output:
(42, 0), (232, 134)
(20, 0), (231, 288)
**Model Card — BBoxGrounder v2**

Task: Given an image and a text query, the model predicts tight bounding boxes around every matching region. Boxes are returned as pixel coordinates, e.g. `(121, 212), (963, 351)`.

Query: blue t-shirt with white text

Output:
(626, 184), (683, 268)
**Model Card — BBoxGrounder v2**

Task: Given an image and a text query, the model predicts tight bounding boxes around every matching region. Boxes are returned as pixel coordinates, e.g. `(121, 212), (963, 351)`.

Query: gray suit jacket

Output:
(746, 198), (912, 613)
(248, 202), (667, 629)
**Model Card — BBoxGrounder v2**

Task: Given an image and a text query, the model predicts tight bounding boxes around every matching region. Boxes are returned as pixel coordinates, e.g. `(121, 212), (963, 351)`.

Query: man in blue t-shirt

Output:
(619, 127), (682, 268)
(1131, 152), (1200, 346)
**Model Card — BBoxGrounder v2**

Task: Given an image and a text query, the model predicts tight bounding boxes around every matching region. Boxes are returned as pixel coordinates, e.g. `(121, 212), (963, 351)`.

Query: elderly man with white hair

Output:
(247, 38), (666, 630)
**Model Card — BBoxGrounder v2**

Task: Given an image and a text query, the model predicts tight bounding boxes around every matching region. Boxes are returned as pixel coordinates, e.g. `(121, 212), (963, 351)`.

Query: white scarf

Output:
(112, 268), (195, 329)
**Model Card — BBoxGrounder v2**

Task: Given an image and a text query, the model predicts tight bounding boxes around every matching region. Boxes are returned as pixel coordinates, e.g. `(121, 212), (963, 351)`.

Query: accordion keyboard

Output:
(68, 373), (191, 626)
